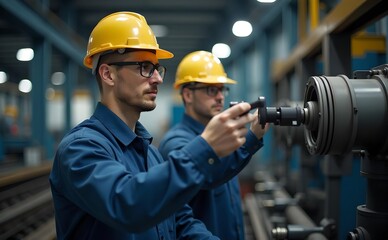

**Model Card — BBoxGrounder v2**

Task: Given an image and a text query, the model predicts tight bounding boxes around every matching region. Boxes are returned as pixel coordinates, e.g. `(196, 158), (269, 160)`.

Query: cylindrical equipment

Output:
(303, 64), (388, 156)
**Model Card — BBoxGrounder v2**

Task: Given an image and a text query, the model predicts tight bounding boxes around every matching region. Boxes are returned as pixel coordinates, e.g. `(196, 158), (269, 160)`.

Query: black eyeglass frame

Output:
(107, 61), (166, 79)
(188, 85), (230, 97)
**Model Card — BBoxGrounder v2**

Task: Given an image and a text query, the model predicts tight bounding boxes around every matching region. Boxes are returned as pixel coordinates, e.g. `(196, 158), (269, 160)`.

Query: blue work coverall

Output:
(49, 103), (225, 240)
(159, 113), (264, 240)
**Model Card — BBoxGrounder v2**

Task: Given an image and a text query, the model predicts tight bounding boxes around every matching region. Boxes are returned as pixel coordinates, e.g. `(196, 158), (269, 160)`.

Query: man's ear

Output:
(182, 87), (193, 104)
(99, 64), (114, 86)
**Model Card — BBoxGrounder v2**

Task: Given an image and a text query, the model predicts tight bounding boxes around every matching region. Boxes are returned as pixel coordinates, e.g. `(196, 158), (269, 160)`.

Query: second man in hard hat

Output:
(159, 50), (269, 240)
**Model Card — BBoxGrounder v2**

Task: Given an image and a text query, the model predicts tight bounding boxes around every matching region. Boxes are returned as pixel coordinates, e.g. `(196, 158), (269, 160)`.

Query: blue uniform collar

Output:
(93, 102), (153, 146)
(182, 113), (206, 134)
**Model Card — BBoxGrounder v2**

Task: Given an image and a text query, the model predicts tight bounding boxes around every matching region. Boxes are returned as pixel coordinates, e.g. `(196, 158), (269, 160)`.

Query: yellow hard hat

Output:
(174, 51), (236, 89)
(83, 12), (173, 69)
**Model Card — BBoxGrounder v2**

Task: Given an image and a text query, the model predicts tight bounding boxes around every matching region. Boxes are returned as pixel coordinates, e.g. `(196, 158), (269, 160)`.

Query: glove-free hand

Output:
(201, 102), (255, 157)
(250, 109), (270, 140)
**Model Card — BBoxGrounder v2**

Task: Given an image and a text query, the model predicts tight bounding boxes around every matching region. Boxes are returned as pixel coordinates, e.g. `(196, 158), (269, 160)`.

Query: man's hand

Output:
(201, 102), (255, 157)
(250, 109), (270, 140)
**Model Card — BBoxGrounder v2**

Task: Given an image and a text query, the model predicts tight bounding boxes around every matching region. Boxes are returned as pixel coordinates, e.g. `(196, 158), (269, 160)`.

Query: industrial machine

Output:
(242, 64), (388, 239)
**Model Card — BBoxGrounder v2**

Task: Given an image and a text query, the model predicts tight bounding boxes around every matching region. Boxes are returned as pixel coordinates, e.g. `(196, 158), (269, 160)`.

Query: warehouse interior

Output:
(0, 0), (387, 239)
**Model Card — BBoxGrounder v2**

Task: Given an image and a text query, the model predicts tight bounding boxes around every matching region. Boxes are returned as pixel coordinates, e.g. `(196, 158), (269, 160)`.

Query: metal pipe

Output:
(245, 193), (271, 240)
(272, 182), (328, 240)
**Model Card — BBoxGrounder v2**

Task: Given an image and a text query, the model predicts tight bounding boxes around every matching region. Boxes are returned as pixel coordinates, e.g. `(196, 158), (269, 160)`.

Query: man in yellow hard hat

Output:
(159, 51), (269, 240)
(49, 12), (258, 240)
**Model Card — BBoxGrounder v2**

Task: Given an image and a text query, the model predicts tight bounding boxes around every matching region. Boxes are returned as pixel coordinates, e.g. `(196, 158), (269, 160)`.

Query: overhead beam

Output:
(0, 0), (85, 66)
(271, 0), (387, 82)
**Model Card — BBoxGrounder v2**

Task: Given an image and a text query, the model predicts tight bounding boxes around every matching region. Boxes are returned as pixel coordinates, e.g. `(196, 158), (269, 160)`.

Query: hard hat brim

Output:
(174, 76), (236, 89)
(84, 47), (174, 70)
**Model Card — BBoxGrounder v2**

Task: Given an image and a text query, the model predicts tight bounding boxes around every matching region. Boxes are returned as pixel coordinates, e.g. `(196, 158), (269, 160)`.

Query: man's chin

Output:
(213, 107), (224, 113)
(211, 109), (222, 116)
(137, 100), (156, 112)
(142, 105), (156, 112)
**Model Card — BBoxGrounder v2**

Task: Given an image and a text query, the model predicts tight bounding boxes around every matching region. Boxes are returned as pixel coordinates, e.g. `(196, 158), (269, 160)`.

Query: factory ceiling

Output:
(0, 0), (276, 88)
(0, 0), (386, 91)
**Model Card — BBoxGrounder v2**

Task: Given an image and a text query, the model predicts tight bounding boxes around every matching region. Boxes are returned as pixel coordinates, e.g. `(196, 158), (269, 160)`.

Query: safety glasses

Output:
(189, 86), (229, 97)
(108, 61), (166, 79)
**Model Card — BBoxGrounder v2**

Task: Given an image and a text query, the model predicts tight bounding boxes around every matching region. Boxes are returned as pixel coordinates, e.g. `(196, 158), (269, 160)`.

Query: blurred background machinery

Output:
(0, 0), (387, 239)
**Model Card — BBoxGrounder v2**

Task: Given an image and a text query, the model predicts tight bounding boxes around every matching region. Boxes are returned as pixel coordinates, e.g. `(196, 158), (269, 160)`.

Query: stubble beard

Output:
(141, 102), (156, 112)
(140, 96), (157, 112)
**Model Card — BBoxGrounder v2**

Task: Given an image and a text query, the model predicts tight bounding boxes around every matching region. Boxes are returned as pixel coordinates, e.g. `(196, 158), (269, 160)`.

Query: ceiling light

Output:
(0, 71), (7, 84)
(257, 0), (276, 2)
(212, 43), (231, 58)
(18, 79), (32, 93)
(232, 21), (253, 37)
(150, 25), (168, 37)
(51, 72), (66, 85)
(16, 48), (34, 61)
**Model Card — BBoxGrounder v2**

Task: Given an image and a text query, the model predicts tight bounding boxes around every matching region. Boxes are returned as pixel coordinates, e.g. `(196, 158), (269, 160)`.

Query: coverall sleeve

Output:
(159, 130), (263, 189)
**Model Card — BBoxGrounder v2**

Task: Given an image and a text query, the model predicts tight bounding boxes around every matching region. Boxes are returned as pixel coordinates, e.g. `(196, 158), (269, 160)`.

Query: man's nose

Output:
(150, 69), (163, 83)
